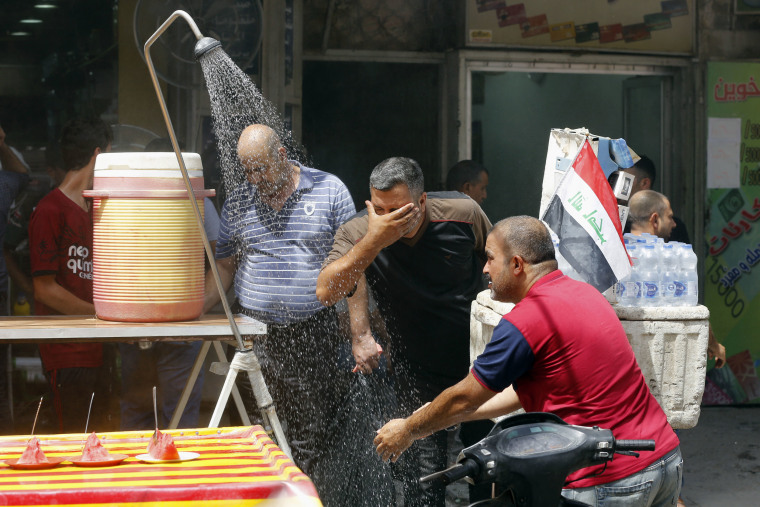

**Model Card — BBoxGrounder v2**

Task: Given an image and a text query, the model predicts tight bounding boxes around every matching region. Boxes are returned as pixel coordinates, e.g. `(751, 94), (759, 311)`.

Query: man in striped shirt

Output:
(203, 124), (355, 494)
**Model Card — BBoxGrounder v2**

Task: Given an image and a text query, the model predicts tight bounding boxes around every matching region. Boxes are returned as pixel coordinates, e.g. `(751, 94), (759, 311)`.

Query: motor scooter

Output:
(421, 412), (655, 507)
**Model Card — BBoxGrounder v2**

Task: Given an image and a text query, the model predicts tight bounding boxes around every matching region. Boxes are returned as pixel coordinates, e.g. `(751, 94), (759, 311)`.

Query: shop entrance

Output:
(302, 60), (442, 205)
(468, 70), (672, 223)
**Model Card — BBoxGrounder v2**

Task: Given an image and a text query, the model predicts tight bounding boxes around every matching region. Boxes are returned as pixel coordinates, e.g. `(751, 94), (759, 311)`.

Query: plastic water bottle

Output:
(681, 244), (699, 306)
(621, 245), (640, 307)
(617, 245), (630, 306)
(672, 245), (687, 306)
(654, 237), (665, 255)
(639, 244), (661, 306)
(660, 244), (678, 307)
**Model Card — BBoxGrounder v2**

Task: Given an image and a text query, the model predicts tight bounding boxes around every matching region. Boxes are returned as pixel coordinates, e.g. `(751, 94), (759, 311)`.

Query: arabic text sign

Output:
(705, 61), (760, 405)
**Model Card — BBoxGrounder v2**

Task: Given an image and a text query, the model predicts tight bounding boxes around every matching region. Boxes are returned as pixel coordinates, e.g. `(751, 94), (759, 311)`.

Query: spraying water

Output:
(197, 47), (309, 200)
(194, 43), (397, 507)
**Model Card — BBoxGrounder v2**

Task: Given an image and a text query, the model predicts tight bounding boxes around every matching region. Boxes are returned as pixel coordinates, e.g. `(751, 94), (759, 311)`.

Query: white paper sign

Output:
(707, 117), (742, 188)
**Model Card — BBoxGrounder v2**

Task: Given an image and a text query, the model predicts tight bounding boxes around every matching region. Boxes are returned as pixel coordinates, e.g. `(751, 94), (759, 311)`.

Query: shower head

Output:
(194, 37), (222, 60)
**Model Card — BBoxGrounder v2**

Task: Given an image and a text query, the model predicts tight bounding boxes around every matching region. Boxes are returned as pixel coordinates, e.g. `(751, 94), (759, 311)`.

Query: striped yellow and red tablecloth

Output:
(0, 426), (321, 506)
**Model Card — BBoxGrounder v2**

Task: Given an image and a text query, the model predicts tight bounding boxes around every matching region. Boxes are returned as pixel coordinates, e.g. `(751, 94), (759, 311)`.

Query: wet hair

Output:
(491, 216), (556, 265)
(629, 189), (668, 225)
(59, 117), (112, 172)
(446, 160), (488, 191)
(238, 124), (282, 164)
(369, 157), (424, 198)
(632, 155), (656, 186)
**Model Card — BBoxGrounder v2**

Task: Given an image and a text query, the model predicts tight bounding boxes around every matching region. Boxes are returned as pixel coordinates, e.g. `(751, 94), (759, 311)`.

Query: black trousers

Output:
(234, 307), (352, 483)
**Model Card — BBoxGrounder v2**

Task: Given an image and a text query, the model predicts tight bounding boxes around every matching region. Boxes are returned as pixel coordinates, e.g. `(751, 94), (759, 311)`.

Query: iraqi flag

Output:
(541, 140), (631, 292)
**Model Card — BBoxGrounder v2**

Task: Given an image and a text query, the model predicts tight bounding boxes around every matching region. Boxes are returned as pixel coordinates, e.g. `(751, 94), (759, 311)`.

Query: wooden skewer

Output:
(30, 397), (43, 437)
(80, 393), (95, 452)
(153, 386), (158, 432)
(84, 392), (95, 435)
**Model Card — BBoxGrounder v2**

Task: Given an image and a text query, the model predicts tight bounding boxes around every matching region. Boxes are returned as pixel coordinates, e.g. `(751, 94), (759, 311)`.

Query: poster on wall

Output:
(704, 61), (760, 405)
(466, 0), (694, 54)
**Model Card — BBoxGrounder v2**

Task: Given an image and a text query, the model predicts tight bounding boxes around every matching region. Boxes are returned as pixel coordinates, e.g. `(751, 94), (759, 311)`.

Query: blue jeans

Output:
(119, 341), (204, 430)
(561, 447), (683, 507)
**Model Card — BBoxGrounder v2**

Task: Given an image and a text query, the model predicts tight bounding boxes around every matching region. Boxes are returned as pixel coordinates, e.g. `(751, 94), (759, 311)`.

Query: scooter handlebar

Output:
(420, 458), (481, 486)
(616, 439), (656, 452)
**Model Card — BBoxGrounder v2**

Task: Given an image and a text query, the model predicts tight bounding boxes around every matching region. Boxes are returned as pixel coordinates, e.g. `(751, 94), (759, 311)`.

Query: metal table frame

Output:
(0, 315), (266, 429)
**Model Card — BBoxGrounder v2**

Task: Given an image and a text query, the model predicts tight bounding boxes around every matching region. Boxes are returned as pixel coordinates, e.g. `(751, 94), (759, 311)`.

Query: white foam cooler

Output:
(83, 152), (215, 322)
(470, 290), (709, 429)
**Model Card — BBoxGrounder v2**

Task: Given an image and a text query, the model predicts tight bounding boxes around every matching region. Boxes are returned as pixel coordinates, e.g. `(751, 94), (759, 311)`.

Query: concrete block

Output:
(470, 289), (708, 429)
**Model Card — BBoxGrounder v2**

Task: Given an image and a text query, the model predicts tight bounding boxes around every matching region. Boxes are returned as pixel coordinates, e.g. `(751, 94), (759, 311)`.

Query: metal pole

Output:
(142, 11), (289, 457)
(143, 10), (245, 351)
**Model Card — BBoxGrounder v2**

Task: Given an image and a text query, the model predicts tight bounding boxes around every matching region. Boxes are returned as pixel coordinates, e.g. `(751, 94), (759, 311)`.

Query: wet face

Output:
(240, 145), (290, 197)
(483, 232), (518, 303)
(656, 199), (677, 240)
(370, 183), (426, 238)
(465, 171), (489, 205)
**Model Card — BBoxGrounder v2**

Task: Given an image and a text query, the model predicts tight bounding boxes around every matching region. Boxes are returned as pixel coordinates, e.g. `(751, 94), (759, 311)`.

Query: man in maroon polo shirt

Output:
(375, 215), (682, 507)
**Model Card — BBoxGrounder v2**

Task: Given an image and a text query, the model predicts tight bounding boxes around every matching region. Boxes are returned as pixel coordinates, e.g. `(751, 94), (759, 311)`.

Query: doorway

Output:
(469, 70), (672, 223)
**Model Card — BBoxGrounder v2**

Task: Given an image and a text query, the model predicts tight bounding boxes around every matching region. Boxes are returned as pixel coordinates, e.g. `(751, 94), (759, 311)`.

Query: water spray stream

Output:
(142, 10), (290, 458)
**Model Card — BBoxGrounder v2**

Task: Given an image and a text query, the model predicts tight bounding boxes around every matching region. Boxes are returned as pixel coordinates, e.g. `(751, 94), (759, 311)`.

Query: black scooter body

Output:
(424, 413), (651, 507)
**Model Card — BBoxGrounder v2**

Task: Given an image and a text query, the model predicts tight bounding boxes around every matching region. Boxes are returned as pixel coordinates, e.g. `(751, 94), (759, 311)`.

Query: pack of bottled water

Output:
(615, 233), (699, 307)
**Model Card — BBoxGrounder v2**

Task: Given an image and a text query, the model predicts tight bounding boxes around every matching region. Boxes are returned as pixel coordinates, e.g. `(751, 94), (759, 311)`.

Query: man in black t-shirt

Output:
(318, 157), (492, 507)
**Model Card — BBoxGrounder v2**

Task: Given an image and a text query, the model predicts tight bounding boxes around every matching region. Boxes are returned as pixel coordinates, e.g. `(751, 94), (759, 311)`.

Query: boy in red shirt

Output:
(29, 117), (113, 432)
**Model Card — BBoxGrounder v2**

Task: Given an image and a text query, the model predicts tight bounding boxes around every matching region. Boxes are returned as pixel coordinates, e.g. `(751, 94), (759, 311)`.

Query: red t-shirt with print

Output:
(29, 188), (102, 370)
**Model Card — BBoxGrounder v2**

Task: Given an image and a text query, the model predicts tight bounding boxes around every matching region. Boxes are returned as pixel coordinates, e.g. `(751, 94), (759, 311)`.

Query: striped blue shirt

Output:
(216, 162), (355, 324)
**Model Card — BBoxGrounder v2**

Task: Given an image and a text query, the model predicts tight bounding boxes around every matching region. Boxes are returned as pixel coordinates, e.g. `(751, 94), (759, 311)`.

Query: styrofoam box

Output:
(470, 290), (709, 429)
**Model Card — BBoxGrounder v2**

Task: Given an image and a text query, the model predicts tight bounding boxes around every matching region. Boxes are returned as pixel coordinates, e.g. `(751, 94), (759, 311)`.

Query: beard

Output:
(256, 173), (290, 198)
(488, 277), (515, 303)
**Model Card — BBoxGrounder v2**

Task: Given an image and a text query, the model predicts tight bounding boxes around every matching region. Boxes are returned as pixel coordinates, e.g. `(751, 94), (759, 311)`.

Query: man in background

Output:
(5, 144), (66, 309)
(29, 117), (114, 432)
(0, 124), (30, 433)
(628, 189), (725, 369)
(628, 189), (677, 241)
(446, 160), (489, 205)
(622, 154), (690, 243)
